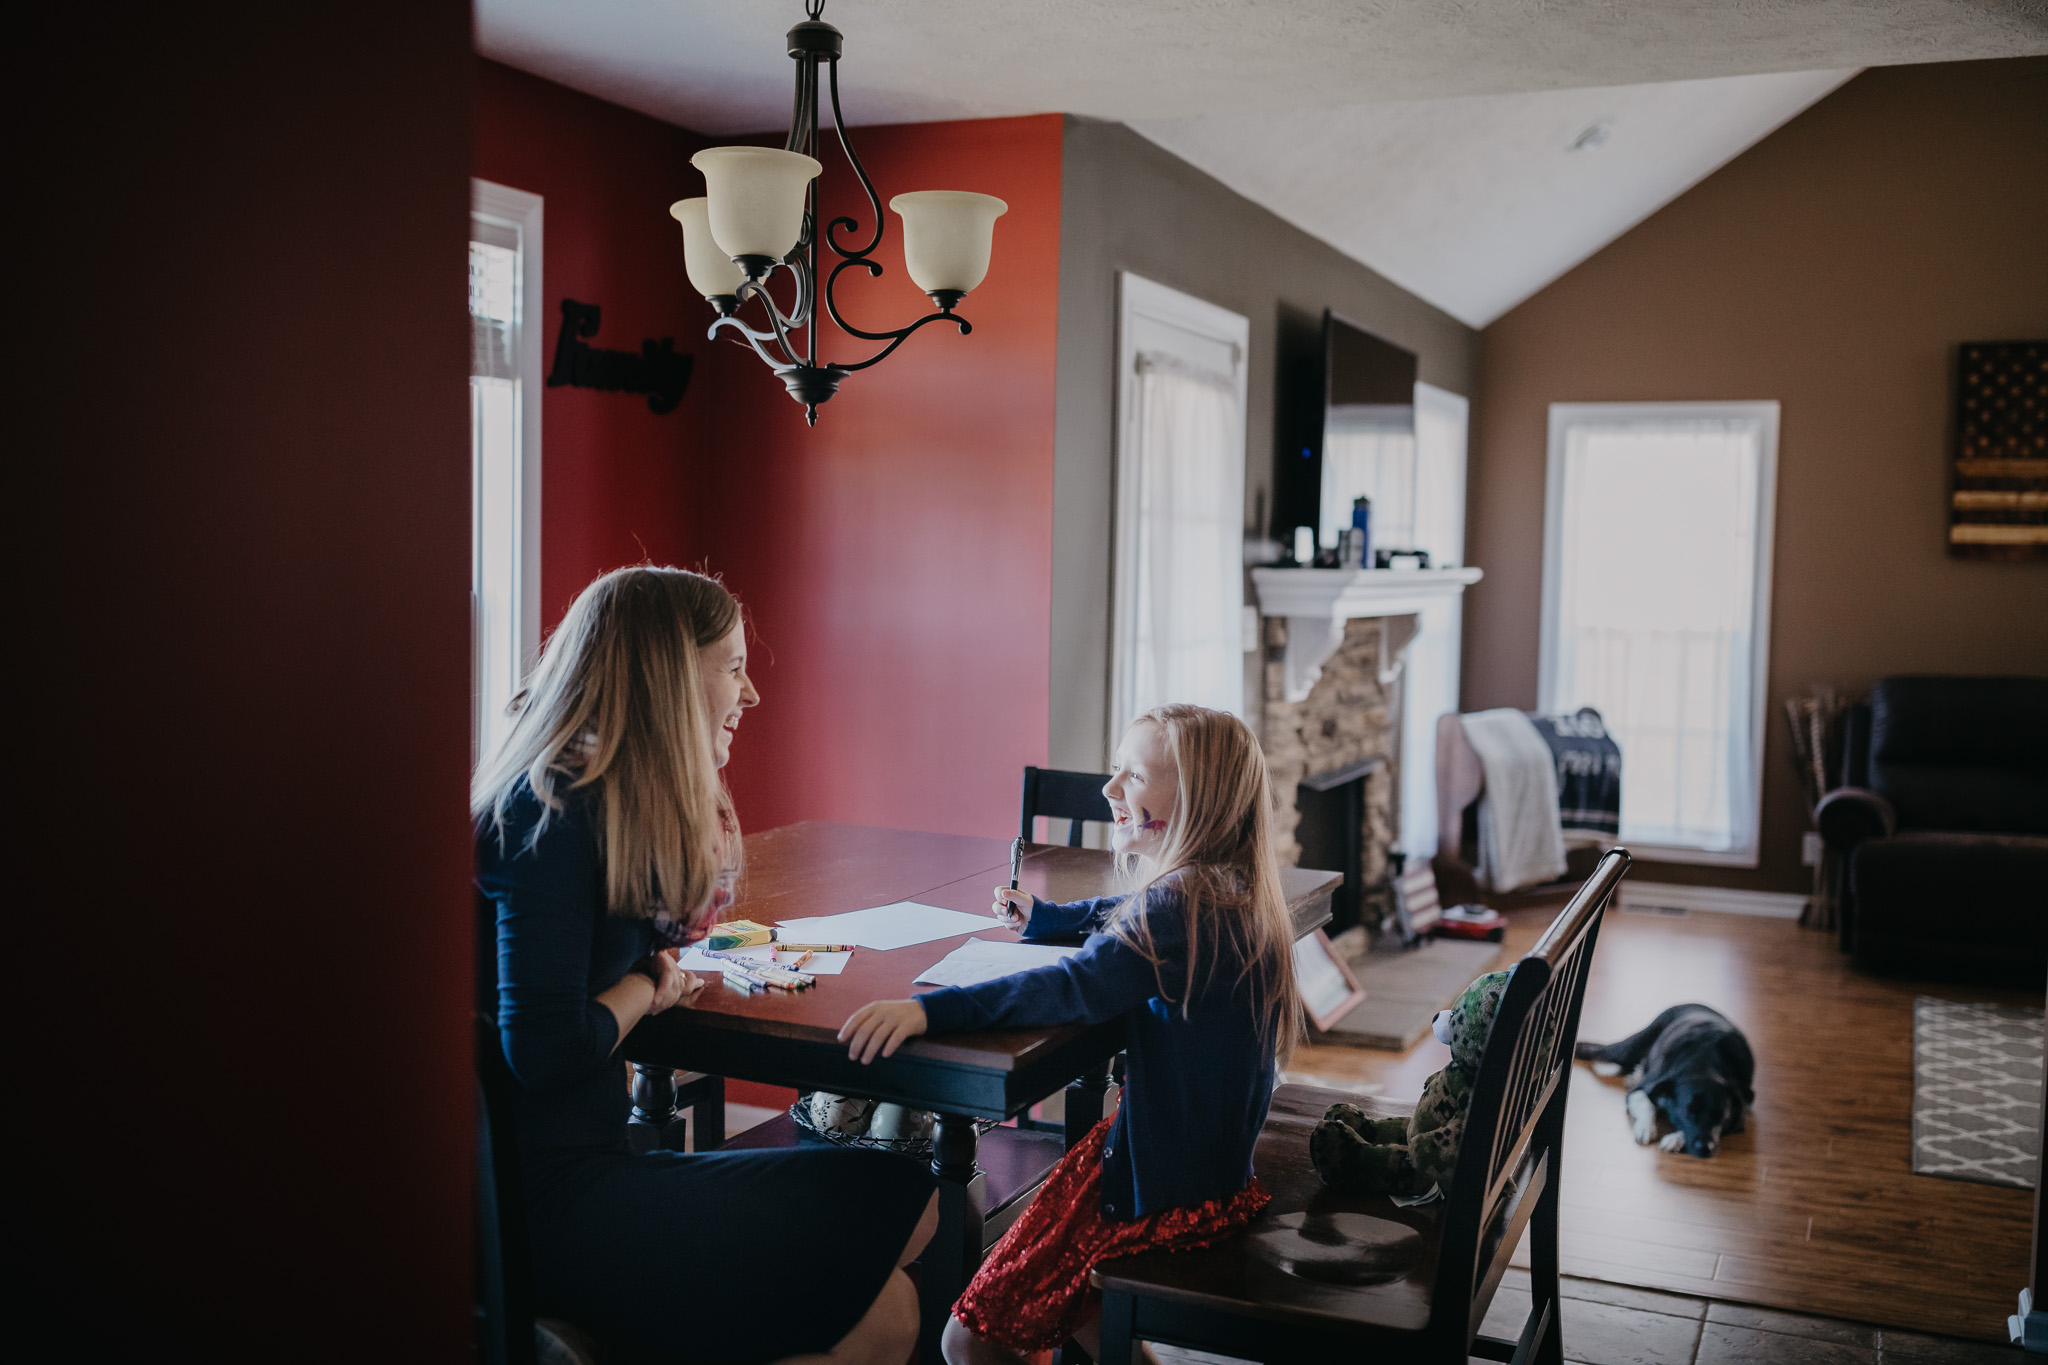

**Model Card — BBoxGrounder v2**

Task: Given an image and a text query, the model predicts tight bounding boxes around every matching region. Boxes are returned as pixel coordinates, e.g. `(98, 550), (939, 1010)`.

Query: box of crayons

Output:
(705, 919), (776, 951)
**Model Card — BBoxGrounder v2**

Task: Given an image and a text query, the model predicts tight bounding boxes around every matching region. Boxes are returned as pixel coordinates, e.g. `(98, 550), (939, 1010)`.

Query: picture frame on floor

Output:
(1292, 928), (1367, 1032)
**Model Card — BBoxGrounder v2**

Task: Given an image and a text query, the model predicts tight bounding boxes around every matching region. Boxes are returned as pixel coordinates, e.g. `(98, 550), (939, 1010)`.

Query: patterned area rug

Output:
(1912, 996), (2042, 1189)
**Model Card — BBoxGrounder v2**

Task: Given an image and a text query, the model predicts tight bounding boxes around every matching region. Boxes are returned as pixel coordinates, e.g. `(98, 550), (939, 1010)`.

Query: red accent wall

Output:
(701, 115), (1066, 841)
(474, 60), (714, 628)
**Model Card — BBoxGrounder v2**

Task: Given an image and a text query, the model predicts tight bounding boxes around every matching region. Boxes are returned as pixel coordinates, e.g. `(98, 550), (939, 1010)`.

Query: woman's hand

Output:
(838, 999), (929, 1064)
(991, 887), (1031, 931)
(644, 948), (699, 1015)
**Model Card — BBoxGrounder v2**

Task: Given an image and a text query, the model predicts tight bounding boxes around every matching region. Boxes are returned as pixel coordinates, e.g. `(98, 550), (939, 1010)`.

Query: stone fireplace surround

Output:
(1249, 567), (1482, 932)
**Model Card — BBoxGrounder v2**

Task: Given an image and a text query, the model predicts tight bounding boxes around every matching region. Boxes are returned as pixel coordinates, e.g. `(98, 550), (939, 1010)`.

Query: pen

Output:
(774, 943), (852, 953)
(1010, 835), (1023, 892)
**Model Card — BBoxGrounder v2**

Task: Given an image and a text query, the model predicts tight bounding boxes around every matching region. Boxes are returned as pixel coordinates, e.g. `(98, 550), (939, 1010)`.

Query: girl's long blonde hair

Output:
(1107, 704), (1303, 1063)
(471, 566), (740, 929)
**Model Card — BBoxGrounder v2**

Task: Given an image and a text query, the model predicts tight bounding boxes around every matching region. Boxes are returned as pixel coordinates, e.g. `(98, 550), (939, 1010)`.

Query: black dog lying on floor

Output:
(1574, 1004), (1754, 1157)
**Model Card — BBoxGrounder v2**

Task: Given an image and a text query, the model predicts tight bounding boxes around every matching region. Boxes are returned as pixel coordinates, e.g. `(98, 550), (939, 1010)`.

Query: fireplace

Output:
(1250, 565), (1483, 940)
(1294, 757), (1383, 935)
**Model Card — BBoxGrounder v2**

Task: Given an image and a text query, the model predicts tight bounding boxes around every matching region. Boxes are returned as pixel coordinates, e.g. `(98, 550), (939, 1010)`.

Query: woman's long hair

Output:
(1106, 704), (1303, 1063)
(471, 566), (740, 929)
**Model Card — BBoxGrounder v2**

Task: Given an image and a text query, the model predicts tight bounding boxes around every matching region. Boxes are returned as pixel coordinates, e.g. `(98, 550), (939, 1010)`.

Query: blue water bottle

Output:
(1351, 496), (1372, 568)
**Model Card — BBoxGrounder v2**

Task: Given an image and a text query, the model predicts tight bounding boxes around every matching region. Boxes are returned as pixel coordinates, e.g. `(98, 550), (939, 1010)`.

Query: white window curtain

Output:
(470, 180), (543, 765)
(1541, 404), (1778, 863)
(1320, 405), (1416, 551)
(1123, 351), (1244, 726)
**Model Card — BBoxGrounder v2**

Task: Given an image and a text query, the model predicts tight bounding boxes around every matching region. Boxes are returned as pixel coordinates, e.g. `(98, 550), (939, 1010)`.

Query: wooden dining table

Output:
(620, 820), (1340, 1363)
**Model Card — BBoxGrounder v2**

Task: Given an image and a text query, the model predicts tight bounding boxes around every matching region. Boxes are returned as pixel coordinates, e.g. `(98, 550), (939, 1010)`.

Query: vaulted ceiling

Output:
(476, 0), (2048, 326)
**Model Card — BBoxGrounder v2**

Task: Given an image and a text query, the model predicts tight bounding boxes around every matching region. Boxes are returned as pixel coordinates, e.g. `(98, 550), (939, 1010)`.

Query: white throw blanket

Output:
(1462, 708), (1568, 892)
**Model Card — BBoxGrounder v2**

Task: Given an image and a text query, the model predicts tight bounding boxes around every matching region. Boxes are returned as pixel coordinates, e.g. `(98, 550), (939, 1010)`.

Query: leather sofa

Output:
(1817, 675), (2048, 983)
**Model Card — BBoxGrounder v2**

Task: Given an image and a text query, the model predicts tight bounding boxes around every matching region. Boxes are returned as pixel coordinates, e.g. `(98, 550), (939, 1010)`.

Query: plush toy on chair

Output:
(1309, 971), (1511, 1199)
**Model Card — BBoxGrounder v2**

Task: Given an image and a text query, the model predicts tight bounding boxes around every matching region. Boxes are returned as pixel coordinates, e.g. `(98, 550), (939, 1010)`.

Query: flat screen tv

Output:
(1271, 309), (1419, 560)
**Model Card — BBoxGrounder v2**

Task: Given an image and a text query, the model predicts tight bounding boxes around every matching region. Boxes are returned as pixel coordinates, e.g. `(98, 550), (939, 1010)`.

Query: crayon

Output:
(774, 943), (852, 953)
(720, 969), (763, 994)
(778, 950), (815, 969)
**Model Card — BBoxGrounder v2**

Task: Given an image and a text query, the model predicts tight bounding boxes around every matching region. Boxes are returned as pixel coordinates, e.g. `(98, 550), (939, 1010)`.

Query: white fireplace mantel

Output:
(1251, 566), (1483, 703)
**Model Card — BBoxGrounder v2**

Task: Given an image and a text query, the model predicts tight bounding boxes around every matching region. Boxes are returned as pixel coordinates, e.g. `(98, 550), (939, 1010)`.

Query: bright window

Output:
(1111, 273), (1250, 742)
(470, 180), (543, 763)
(1540, 402), (1778, 865)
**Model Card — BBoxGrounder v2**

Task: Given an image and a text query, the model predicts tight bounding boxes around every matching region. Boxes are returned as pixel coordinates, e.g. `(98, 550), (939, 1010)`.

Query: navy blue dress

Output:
(476, 780), (935, 1362)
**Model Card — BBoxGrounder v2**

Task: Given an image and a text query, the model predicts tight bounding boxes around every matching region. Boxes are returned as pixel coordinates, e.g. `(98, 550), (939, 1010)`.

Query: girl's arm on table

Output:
(842, 890), (1184, 1062)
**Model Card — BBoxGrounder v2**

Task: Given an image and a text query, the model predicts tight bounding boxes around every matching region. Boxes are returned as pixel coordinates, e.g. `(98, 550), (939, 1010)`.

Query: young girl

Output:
(839, 704), (1302, 1364)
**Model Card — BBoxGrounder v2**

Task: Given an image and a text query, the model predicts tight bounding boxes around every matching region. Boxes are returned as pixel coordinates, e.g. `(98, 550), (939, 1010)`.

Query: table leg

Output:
(1064, 1057), (1113, 1149)
(627, 1064), (683, 1154)
(921, 1112), (986, 1365)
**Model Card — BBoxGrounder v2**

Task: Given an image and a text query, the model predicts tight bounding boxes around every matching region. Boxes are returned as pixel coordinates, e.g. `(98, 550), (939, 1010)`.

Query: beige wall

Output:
(1054, 117), (1478, 772)
(1465, 57), (2048, 895)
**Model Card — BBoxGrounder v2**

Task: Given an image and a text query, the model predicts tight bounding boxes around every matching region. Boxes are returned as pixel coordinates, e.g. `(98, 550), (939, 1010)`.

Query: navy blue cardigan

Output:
(917, 884), (1279, 1219)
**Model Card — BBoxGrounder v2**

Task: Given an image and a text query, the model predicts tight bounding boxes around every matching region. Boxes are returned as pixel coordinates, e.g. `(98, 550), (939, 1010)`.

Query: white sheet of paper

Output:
(913, 937), (1084, 989)
(676, 944), (852, 975)
(774, 901), (993, 952)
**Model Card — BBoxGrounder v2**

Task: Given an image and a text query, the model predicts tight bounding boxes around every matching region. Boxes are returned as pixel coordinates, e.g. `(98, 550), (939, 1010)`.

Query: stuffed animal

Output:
(1309, 971), (1511, 1198)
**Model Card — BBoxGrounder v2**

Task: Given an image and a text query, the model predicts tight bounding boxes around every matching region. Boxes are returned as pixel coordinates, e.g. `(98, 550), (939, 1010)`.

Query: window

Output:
(1320, 405), (1415, 552)
(1540, 402), (1778, 865)
(1111, 273), (1250, 743)
(470, 180), (543, 762)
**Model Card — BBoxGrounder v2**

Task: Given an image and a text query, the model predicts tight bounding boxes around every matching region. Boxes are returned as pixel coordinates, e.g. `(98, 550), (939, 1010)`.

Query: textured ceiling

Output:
(476, 0), (2046, 132)
(475, 1), (2047, 325)
(1134, 69), (1860, 327)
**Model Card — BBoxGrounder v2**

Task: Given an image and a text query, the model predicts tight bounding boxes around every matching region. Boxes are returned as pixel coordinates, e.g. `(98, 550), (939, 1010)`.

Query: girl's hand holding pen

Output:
(992, 887), (1031, 930)
(838, 999), (929, 1063)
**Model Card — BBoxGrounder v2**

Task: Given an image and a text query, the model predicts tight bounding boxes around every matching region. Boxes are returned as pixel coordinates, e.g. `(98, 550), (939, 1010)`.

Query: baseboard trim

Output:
(1620, 880), (1809, 919)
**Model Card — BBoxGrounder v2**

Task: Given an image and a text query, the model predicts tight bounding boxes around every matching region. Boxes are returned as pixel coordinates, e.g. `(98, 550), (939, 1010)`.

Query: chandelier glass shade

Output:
(668, 0), (1006, 424)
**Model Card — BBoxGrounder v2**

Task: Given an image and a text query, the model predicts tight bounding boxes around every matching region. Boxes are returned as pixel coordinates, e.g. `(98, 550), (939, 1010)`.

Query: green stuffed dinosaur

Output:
(1309, 970), (1511, 1199)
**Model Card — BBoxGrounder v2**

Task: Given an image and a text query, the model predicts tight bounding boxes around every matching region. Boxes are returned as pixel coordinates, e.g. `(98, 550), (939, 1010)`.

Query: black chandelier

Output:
(669, 0), (1007, 425)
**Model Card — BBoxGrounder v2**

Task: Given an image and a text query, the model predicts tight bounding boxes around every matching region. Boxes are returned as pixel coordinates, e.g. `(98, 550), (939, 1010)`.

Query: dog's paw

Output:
(1591, 1060), (1621, 1077)
(1626, 1090), (1659, 1145)
(1659, 1131), (1686, 1153)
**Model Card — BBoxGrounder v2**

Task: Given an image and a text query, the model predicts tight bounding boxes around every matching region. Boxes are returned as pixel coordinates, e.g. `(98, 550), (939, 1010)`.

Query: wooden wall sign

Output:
(1950, 340), (2046, 560)
(546, 298), (692, 415)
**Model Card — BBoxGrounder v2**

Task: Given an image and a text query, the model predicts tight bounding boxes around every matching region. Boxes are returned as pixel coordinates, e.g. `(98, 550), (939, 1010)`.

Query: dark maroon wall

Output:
(11, 5), (475, 1356)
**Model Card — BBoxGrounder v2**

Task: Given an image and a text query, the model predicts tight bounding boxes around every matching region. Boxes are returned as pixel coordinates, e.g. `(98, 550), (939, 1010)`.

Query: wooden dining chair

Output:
(1089, 849), (1630, 1365)
(1020, 766), (1116, 846)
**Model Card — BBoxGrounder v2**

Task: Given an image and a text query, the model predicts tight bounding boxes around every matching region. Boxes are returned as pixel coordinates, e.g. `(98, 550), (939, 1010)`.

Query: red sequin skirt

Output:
(952, 1117), (1270, 1352)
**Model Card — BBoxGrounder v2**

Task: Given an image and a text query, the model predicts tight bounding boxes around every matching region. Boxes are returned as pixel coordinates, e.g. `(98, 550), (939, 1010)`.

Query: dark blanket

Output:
(1528, 708), (1622, 840)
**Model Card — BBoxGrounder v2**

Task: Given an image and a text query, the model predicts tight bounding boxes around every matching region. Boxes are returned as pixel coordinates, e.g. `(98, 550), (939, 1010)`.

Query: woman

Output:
(474, 566), (937, 1364)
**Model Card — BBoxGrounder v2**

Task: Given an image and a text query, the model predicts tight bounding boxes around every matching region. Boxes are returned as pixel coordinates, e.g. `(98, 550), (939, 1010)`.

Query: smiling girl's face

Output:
(1103, 719), (1178, 858)
(699, 622), (759, 769)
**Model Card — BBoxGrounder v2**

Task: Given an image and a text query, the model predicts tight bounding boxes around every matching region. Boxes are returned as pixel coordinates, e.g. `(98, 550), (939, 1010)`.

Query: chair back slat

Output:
(1020, 766), (1115, 846)
(1431, 849), (1630, 1339)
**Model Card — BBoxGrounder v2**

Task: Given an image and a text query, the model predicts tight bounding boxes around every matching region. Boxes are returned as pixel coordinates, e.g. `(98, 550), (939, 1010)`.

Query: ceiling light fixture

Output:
(668, 0), (1008, 425)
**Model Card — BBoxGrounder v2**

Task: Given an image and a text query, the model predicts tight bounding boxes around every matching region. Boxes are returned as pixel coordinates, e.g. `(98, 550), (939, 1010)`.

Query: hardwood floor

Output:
(1288, 904), (2039, 1343)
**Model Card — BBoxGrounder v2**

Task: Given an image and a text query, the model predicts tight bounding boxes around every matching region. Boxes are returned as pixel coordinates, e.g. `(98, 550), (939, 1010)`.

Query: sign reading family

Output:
(546, 298), (693, 415)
